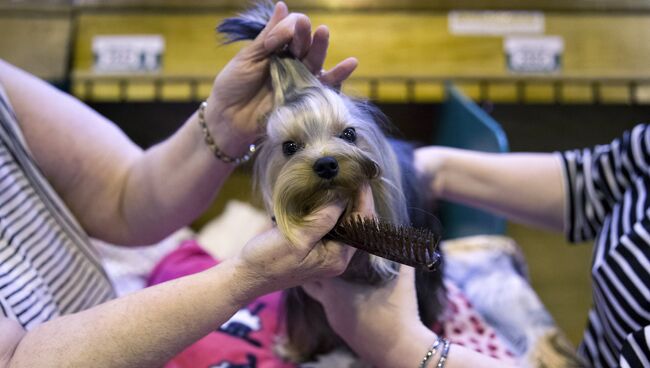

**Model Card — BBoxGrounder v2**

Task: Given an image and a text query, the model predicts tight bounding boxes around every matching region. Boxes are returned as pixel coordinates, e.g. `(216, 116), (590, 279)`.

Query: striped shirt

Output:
(559, 124), (650, 367)
(0, 87), (114, 330)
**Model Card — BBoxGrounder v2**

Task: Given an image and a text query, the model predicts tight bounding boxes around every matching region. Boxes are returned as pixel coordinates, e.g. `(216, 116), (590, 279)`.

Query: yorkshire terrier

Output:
(218, 2), (446, 364)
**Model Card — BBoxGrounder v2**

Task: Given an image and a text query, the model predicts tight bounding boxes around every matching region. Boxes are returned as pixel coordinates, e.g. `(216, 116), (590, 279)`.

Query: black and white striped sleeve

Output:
(558, 124), (650, 242)
(620, 326), (650, 368)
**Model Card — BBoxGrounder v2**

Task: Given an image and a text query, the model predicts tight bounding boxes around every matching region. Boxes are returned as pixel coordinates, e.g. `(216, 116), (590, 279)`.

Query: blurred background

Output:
(3, 0), (650, 347)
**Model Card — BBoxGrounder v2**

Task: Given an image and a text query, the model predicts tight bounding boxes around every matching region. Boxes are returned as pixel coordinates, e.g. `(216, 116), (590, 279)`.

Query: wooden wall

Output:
(72, 11), (650, 76)
(0, 7), (73, 81)
(67, 10), (650, 102)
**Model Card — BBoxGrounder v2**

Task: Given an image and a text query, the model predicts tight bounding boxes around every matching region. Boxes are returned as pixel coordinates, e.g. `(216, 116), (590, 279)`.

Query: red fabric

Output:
(149, 240), (515, 367)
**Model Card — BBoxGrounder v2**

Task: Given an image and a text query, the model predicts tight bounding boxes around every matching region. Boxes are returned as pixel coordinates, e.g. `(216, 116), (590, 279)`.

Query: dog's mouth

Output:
(270, 152), (382, 246)
(270, 192), (348, 225)
(270, 193), (393, 286)
(270, 155), (396, 285)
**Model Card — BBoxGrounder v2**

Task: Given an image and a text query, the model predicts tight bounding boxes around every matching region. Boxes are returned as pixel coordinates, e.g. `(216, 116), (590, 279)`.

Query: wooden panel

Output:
(72, 11), (650, 102)
(547, 15), (650, 75)
(488, 83), (518, 102)
(0, 14), (72, 80)
(73, 12), (239, 74)
(523, 83), (555, 103)
(74, 12), (650, 76)
(72, 0), (650, 12)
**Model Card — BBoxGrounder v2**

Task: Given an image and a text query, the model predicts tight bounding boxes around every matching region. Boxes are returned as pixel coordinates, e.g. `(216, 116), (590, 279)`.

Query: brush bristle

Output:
(326, 215), (441, 271)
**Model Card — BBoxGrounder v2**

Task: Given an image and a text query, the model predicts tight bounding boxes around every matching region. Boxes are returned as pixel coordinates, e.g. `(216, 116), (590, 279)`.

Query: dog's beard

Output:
(270, 148), (398, 284)
(272, 149), (379, 243)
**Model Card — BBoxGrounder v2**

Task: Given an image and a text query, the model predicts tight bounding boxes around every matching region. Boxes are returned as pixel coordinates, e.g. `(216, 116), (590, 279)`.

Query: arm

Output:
(0, 2), (357, 246)
(414, 146), (566, 231)
(416, 124), (650, 239)
(0, 202), (355, 368)
(303, 186), (513, 368)
(304, 266), (513, 368)
(2, 259), (256, 368)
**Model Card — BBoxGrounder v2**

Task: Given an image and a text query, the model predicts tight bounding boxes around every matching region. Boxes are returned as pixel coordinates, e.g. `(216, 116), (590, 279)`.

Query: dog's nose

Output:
(313, 156), (339, 179)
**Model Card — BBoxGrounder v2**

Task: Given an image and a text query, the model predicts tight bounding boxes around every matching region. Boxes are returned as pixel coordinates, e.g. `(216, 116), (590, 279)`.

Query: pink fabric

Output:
(149, 240), (515, 367)
(436, 282), (517, 363)
(148, 240), (294, 368)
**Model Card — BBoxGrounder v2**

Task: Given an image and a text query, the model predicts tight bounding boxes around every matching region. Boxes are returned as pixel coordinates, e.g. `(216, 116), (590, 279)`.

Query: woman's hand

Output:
(206, 1), (358, 149)
(302, 185), (421, 326)
(302, 186), (436, 368)
(300, 186), (514, 368)
(233, 199), (357, 299)
(304, 265), (435, 368)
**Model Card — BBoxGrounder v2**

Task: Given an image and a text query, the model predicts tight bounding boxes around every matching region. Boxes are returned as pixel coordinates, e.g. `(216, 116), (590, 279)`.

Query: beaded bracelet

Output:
(418, 336), (443, 368)
(436, 339), (451, 368)
(198, 101), (256, 165)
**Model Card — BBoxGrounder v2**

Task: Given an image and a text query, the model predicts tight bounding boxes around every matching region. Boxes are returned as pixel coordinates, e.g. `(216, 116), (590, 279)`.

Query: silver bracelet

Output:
(436, 339), (451, 368)
(418, 336), (443, 368)
(198, 101), (256, 165)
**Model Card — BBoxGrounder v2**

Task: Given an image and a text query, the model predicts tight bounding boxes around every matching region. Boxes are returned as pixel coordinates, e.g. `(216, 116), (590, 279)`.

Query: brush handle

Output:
(326, 216), (441, 271)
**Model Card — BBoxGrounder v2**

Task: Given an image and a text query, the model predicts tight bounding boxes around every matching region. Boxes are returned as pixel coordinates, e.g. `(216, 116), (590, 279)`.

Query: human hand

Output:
(233, 199), (356, 299)
(206, 1), (358, 149)
(304, 264), (435, 367)
(302, 186), (436, 368)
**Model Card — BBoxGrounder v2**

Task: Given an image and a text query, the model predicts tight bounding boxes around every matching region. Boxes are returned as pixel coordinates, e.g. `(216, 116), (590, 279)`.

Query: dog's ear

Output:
(270, 55), (320, 106)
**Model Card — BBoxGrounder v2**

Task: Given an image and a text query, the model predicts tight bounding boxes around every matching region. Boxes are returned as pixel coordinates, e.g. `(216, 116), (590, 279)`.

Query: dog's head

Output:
(254, 56), (408, 281)
(219, 6), (445, 363)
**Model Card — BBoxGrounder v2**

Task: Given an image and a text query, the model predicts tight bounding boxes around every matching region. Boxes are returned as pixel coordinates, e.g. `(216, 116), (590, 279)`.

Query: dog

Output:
(218, 2), (446, 363)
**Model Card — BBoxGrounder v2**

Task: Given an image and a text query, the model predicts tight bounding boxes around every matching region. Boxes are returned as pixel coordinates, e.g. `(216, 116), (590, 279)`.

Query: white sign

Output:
(92, 35), (164, 73)
(449, 11), (545, 36)
(504, 36), (563, 73)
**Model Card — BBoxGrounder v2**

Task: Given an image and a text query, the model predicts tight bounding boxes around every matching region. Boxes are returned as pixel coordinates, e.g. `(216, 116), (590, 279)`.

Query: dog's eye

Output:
(340, 127), (356, 143)
(282, 141), (300, 156)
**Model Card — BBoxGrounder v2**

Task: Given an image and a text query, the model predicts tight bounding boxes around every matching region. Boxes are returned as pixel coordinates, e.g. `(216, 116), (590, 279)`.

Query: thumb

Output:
(394, 265), (418, 307)
(397, 265), (416, 288)
(352, 183), (376, 218)
(292, 200), (346, 246)
(302, 280), (324, 301)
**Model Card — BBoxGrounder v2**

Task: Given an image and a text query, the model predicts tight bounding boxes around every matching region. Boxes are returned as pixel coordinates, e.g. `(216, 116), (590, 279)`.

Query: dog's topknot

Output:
(216, 4), (445, 363)
(217, 1), (322, 107)
(216, 0), (274, 43)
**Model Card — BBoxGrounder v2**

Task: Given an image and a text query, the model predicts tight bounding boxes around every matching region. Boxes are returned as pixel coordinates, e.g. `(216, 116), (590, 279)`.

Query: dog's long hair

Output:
(219, 2), (446, 362)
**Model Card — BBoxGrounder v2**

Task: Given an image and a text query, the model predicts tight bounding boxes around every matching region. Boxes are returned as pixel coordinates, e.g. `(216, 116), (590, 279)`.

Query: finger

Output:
(302, 280), (324, 301)
(294, 201), (346, 245)
(247, 2), (289, 58)
(325, 239), (357, 266)
(303, 277), (348, 302)
(264, 13), (312, 57)
(351, 183), (376, 218)
(319, 57), (358, 88)
(303, 25), (329, 75)
(398, 265), (416, 287)
(289, 15), (312, 59)
(316, 239), (355, 278)
(394, 265), (418, 304)
(257, 1), (288, 39)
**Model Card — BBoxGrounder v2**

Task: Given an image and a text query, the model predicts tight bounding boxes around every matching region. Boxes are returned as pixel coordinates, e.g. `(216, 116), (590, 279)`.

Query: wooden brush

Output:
(326, 215), (441, 271)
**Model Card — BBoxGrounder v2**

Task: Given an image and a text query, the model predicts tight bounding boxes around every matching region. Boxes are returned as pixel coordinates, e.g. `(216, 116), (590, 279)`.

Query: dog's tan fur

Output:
(252, 57), (417, 362)
(218, 4), (444, 362)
